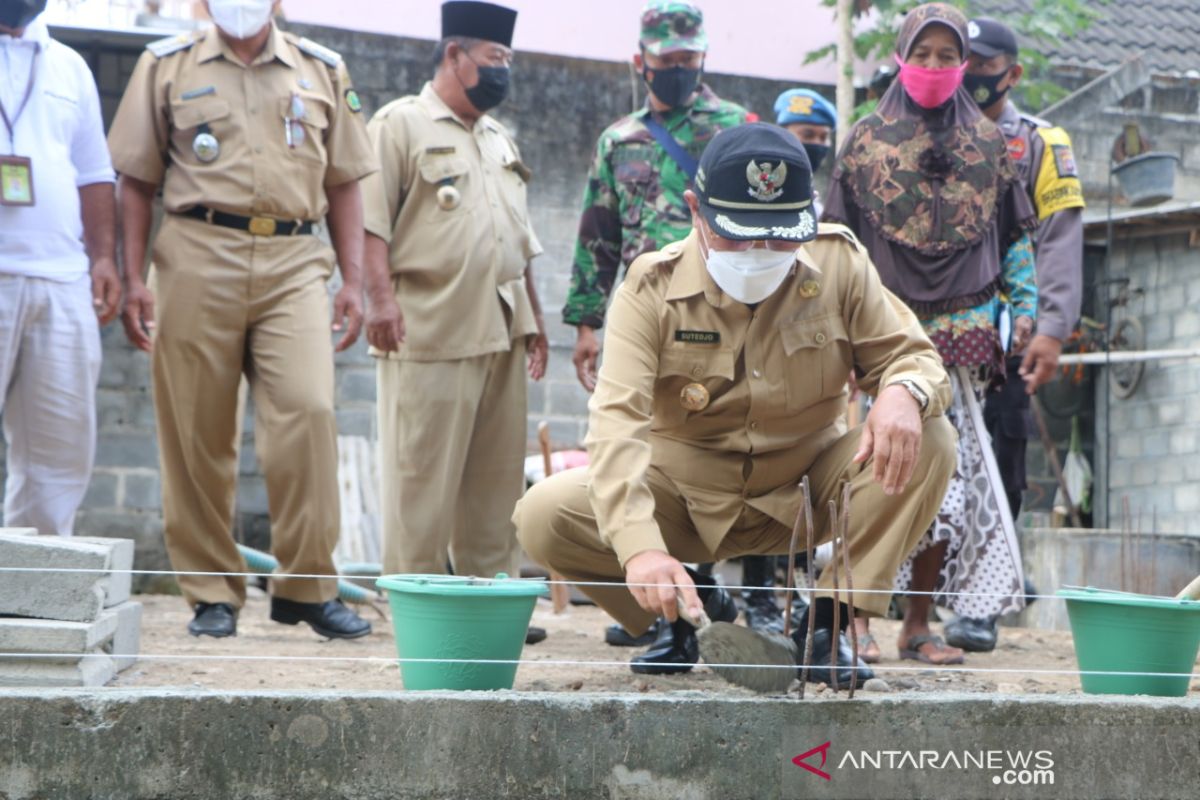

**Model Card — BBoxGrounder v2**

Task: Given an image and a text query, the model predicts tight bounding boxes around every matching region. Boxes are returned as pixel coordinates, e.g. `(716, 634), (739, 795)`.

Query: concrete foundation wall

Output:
(1, 690), (1198, 800)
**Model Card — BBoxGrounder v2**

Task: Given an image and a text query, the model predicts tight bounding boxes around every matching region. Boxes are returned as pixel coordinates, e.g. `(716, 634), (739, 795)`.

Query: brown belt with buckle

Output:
(179, 206), (314, 237)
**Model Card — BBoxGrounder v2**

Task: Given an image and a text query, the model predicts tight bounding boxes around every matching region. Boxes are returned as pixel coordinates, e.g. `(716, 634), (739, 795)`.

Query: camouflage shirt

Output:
(561, 84), (749, 328)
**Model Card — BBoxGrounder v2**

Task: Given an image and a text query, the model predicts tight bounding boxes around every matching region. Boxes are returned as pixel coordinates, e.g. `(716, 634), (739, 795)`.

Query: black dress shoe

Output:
(270, 597), (372, 639)
(525, 626), (547, 645)
(188, 602), (237, 638)
(605, 620), (659, 647)
(743, 592), (784, 634)
(791, 626), (874, 689)
(944, 616), (998, 652)
(629, 582), (739, 675)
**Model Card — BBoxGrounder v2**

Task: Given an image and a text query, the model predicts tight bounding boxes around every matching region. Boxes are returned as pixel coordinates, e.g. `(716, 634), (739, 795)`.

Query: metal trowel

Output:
(677, 592), (798, 694)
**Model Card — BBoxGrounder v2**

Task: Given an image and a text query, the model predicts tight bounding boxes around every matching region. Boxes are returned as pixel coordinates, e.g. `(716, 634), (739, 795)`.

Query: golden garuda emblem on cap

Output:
(747, 160), (786, 202)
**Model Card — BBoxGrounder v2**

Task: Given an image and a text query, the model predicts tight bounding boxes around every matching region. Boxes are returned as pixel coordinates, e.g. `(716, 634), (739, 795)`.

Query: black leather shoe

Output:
(944, 616), (998, 652)
(188, 602), (237, 638)
(270, 597), (371, 639)
(743, 592), (784, 634)
(629, 583), (739, 675)
(605, 620), (659, 647)
(526, 626), (547, 645)
(792, 626), (874, 688)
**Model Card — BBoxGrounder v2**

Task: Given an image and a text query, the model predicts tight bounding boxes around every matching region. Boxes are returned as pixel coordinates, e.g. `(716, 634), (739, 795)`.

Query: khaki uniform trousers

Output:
(515, 417), (956, 634)
(152, 215), (340, 608)
(378, 340), (527, 577)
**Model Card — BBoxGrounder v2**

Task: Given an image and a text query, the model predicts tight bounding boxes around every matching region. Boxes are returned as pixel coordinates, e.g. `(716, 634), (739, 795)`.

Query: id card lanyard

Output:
(0, 43), (40, 207)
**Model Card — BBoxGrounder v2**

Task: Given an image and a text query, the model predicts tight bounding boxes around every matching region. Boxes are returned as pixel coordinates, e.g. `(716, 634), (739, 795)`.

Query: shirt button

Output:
(749, 421), (759, 431)
(815, 332), (827, 345)
(752, 369), (762, 378)
(691, 367), (702, 377)
(254, 146), (263, 154)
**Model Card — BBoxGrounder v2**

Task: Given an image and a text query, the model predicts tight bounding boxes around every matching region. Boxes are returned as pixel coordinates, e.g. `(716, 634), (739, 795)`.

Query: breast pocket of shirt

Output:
(652, 347), (735, 431)
(170, 98), (232, 165)
(279, 93), (331, 166)
(416, 153), (471, 223)
(779, 314), (851, 410)
(614, 160), (653, 230)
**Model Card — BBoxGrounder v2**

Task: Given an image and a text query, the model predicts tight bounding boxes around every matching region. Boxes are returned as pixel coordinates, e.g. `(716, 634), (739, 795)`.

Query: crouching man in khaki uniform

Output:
(514, 123), (956, 688)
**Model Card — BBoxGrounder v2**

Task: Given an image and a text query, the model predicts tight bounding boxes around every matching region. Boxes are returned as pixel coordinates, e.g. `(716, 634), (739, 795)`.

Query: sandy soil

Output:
(107, 591), (1162, 698)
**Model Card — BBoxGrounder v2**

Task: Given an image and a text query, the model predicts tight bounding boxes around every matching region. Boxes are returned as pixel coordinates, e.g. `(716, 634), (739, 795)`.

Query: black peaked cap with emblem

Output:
(694, 122), (817, 243)
(442, 1), (517, 48)
(968, 18), (1019, 60)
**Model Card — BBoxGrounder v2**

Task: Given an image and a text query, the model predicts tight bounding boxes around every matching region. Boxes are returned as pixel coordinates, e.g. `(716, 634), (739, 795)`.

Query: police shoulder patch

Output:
(344, 89), (362, 113)
(295, 36), (342, 68)
(147, 33), (198, 59)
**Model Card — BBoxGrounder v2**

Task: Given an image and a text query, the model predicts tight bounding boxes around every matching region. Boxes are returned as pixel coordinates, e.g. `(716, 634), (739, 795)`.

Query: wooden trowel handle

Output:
(676, 589), (709, 628)
(1175, 575), (1200, 601)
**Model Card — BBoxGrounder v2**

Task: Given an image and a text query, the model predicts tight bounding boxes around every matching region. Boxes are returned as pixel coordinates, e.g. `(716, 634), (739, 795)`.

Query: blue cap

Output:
(774, 89), (837, 129)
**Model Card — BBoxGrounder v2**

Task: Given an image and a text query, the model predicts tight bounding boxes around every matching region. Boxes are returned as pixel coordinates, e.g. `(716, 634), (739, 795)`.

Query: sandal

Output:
(856, 631), (882, 664)
(898, 633), (964, 665)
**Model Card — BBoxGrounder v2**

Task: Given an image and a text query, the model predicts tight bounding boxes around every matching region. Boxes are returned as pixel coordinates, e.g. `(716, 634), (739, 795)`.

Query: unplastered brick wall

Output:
(1095, 231), (1200, 533)
(0, 23), (811, 574)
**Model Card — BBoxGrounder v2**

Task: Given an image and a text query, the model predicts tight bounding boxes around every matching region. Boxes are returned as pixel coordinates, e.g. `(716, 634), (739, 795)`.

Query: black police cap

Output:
(694, 122), (816, 243)
(968, 17), (1019, 60)
(442, 1), (517, 48)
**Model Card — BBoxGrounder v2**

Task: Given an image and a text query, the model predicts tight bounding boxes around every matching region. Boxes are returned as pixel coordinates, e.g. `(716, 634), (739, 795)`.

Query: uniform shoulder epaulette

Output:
(146, 32), (198, 59)
(816, 221), (859, 243)
(293, 36), (343, 68)
(1019, 112), (1052, 129)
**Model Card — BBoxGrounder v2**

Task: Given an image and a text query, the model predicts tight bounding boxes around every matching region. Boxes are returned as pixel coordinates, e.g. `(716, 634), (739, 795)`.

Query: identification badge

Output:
(192, 131), (220, 163)
(680, 382), (710, 411)
(0, 155), (34, 206)
(674, 330), (720, 344)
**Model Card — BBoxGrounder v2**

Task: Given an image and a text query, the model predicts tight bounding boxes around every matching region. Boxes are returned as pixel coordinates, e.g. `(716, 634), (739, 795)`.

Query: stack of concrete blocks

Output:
(0, 528), (142, 687)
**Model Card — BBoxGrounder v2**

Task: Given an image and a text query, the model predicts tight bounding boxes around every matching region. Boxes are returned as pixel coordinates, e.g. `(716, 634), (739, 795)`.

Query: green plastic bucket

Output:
(1059, 587), (1200, 697)
(376, 573), (547, 691)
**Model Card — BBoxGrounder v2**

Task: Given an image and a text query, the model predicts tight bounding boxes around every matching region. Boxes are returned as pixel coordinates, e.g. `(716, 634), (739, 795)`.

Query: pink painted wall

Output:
(281, 0), (844, 84)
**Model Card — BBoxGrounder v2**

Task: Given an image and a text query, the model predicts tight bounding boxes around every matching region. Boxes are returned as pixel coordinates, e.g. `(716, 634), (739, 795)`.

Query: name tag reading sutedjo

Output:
(675, 330), (720, 344)
(0, 156), (34, 207)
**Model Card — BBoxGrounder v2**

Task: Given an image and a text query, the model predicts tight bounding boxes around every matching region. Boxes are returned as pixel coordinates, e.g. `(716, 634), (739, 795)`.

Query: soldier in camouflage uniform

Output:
(564, 0), (750, 392)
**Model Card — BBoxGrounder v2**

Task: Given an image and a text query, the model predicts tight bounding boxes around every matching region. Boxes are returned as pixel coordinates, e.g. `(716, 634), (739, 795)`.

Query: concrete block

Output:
(0, 534), (122, 622)
(0, 614), (119, 655)
(72, 536), (135, 608)
(104, 600), (143, 672)
(0, 653), (115, 688)
(0, 527), (37, 536)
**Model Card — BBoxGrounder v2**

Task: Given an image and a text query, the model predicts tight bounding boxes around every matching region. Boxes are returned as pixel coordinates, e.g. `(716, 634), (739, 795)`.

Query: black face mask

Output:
(963, 70), (1010, 110)
(464, 64), (510, 113)
(0, 0), (46, 29)
(803, 143), (831, 173)
(644, 64), (701, 110)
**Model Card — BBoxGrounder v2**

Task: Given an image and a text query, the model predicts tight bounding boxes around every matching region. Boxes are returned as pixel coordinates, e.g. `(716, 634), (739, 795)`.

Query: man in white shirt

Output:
(0, 0), (120, 535)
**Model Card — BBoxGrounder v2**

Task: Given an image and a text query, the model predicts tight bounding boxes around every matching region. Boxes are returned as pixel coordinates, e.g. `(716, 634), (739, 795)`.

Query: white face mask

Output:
(699, 224), (797, 304)
(208, 0), (274, 40)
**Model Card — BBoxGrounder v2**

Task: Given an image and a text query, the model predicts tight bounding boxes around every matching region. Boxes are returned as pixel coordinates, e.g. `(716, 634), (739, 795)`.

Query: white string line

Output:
(1, 651), (1196, 679)
(0, 566), (1113, 603)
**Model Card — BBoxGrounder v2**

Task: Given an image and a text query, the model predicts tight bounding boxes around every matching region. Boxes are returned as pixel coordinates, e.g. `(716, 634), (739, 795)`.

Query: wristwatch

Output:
(889, 379), (929, 412)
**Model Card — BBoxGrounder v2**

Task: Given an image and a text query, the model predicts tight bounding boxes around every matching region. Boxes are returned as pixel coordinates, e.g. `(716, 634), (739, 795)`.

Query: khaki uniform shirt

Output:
(362, 83), (541, 362)
(108, 25), (376, 220)
(587, 224), (952, 566)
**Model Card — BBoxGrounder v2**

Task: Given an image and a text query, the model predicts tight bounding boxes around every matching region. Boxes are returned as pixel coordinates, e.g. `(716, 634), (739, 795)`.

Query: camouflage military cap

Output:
(639, 1), (707, 55)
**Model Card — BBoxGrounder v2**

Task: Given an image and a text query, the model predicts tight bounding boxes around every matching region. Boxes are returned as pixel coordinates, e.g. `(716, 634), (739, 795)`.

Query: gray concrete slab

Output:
(0, 527), (37, 536)
(0, 655), (115, 689)
(105, 600), (142, 672)
(0, 614), (119, 656)
(73, 536), (135, 607)
(0, 534), (121, 622)
(0, 690), (1196, 800)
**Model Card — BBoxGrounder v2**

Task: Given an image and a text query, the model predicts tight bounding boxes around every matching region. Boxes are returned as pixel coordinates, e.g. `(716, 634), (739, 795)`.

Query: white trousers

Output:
(0, 273), (101, 535)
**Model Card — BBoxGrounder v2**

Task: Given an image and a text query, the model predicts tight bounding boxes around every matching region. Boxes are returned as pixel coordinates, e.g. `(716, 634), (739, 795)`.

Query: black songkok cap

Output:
(441, 1), (518, 48)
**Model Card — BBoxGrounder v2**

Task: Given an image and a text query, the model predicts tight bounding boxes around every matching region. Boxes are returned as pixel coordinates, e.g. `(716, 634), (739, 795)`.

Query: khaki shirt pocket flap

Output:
(172, 98), (232, 130)
(281, 95), (330, 129)
(418, 154), (470, 185)
(780, 315), (849, 356)
(658, 348), (735, 382)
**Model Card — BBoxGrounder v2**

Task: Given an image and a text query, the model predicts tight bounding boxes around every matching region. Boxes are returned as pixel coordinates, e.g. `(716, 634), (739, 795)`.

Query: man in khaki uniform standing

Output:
(362, 2), (548, 590)
(515, 124), (957, 687)
(109, 0), (375, 639)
